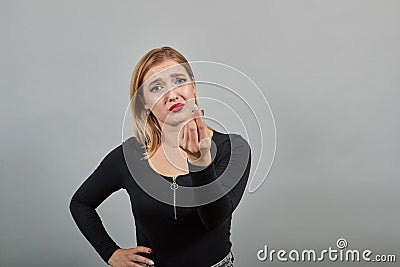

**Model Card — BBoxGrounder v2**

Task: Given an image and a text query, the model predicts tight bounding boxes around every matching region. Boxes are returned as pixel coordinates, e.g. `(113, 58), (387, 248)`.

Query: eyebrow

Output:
(147, 73), (186, 88)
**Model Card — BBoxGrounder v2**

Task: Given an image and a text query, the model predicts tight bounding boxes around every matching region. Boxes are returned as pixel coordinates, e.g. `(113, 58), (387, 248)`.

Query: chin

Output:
(164, 113), (191, 126)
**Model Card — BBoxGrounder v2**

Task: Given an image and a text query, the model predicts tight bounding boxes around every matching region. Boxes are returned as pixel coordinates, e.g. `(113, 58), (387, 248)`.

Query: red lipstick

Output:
(169, 103), (184, 111)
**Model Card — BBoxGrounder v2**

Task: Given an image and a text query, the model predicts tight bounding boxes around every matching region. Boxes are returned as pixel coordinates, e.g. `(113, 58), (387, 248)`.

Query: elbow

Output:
(69, 195), (78, 216)
(69, 193), (86, 217)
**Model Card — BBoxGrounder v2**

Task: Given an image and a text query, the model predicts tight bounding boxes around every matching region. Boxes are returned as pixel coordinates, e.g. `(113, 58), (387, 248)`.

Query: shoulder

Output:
(100, 140), (139, 183)
(100, 143), (125, 168)
(100, 136), (143, 166)
(104, 136), (146, 162)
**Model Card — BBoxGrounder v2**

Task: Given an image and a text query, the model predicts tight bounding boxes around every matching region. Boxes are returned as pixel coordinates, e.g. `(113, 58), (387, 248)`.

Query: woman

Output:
(69, 46), (252, 267)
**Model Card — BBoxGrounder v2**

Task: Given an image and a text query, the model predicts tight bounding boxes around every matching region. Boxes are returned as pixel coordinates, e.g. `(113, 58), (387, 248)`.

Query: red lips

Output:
(169, 103), (184, 111)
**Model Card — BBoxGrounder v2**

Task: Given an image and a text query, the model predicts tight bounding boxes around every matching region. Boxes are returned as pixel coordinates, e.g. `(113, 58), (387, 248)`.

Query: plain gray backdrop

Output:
(1, 0), (399, 266)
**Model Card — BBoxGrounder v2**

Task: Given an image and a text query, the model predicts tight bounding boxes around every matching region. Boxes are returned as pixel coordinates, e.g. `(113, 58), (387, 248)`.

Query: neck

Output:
(160, 122), (185, 147)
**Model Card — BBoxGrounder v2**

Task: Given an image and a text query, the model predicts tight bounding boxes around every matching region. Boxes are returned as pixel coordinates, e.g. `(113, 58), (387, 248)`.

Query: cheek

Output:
(151, 101), (167, 116)
(181, 86), (195, 98)
(144, 94), (162, 107)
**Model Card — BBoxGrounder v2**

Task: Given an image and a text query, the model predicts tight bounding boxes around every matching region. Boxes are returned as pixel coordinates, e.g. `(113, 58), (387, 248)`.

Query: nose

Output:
(166, 86), (179, 102)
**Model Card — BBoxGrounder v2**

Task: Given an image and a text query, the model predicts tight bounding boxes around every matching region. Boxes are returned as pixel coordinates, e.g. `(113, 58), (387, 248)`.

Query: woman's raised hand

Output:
(108, 246), (154, 267)
(179, 108), (212, 166)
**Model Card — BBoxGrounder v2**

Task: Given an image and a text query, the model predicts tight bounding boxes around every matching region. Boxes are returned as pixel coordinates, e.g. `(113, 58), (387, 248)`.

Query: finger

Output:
(188, 120), (199, 151)
(132, 246), (152, 254)
(179, 124), (187, 150)
(130, 255), (154, 266)
(179, 124), (191, 155)
(192, 109), (207, 143)
(131, 262), (151, 267)
(184, 123), (189, 148)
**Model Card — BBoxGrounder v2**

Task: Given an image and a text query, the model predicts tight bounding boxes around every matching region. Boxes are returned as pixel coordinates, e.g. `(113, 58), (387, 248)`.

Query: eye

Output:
(150, 85), (163, 92)
(175, 78), (187, 84)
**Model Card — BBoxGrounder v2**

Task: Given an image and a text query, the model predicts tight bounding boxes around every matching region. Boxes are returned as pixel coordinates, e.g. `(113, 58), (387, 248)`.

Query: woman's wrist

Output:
(187, 151), (212, 166)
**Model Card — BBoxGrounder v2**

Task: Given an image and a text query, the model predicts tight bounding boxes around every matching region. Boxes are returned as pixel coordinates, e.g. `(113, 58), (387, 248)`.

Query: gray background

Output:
(1, 0), (399, 266)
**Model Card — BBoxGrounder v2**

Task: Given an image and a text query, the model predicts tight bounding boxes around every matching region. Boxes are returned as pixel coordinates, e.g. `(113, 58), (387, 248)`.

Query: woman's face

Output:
(141, 59), (196, 127)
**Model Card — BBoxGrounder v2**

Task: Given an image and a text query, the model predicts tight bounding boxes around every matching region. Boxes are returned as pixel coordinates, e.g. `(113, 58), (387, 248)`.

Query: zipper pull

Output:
(170, 176), (178, 220)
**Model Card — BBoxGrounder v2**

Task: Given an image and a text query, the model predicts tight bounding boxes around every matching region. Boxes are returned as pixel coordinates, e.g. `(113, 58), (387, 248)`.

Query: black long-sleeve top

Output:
(69, 129), (251, 267)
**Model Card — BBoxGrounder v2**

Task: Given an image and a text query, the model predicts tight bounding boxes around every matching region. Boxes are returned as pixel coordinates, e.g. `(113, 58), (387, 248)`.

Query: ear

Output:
(139, 91), (148, 108)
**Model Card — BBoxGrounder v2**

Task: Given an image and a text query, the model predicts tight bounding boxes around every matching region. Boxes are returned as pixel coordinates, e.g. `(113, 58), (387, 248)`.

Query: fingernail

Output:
(149, 260), (155, 265)
(148, 249), (153, 253)
(201, 109), (204, 116)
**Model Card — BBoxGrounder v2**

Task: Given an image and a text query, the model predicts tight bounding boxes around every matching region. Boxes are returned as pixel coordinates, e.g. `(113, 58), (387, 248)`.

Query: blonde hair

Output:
(129, 46), (212, 159)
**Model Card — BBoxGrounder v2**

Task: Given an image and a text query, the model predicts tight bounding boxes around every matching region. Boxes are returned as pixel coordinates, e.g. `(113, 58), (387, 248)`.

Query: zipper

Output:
(170, 175), (178, 220)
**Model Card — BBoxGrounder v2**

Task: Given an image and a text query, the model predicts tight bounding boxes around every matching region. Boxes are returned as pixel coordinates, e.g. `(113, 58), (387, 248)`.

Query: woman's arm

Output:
(188, 134), (252, 230)
(69, 146), (124, 264)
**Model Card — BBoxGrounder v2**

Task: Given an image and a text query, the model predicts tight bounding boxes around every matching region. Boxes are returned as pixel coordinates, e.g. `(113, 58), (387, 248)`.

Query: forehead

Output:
(143, 59), (188, 83)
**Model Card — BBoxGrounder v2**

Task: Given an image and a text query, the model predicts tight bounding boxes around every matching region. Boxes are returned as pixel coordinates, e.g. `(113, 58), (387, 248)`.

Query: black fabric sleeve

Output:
(188, 135), (252, 230)
(69, 147), (124, 265)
